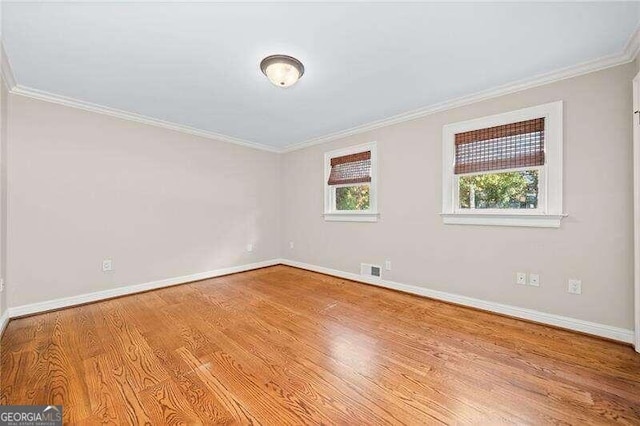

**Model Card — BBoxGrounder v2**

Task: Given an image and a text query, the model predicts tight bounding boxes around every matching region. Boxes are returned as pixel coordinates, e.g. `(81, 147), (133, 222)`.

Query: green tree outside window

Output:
(459, 170), (539, 209)
(336, 185), (370, 210)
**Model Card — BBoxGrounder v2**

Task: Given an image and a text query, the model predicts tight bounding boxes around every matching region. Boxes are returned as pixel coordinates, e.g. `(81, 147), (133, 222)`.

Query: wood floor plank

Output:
(96, 301), (171, 392)
(1, 265), (639, 425)
(172, 366), (239, 424)
(210, 278), (535, 423)
(187, 280), (478, 423)
(138, 378), (205, 425)
(84, 351), (155, 425)
(247, 269), (640, 423)
(43, 315), (93, 424)
(177, 347), (262, 425)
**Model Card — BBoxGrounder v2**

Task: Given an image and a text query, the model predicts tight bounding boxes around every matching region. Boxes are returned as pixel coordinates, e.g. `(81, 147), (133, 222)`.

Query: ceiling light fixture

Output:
(260, 54), (304, 88)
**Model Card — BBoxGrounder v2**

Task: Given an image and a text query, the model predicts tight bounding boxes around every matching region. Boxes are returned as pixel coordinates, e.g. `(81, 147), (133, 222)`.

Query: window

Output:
(324, 142), (378, 222)
(442, 102), (564, 228)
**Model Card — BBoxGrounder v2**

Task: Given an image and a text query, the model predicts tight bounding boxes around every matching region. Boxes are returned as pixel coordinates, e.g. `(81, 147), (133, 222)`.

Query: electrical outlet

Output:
(247, 244), (253, 253)
(385, 260), (392, 271)
(289, 241), (294, 249)
(516, 272), (527, 285)
(102, 259), (113, 272)
(528, 273), (540, 287)
(0, 278), (4, 292)
(568, 279), (582, 295)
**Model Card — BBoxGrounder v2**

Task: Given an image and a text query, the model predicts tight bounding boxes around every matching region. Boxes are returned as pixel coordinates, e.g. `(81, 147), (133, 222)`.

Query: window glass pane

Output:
(459, 170), (539, 209)
(336, 185), (370, 211)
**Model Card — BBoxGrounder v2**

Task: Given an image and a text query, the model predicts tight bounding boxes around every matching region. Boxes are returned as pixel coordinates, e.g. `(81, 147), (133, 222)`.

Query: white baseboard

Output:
(280, 259), (635, 344)
(0, 311), (9, 337)
(3, 258), (634, 345)
(7, 259), (281, 320)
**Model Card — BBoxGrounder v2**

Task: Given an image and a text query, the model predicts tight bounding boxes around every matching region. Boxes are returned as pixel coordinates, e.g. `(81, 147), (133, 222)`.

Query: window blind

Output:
(327, 151), (372, 185)
(454, 118), (545, 175)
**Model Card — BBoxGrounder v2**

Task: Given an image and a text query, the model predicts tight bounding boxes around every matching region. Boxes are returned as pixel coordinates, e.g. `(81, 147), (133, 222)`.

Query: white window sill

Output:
(441, 213), (566, 228)
(323, 212), (379, 222)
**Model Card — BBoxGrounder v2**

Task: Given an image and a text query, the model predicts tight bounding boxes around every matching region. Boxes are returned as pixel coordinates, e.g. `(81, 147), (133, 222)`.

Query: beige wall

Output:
(282, 62), (635, 329)
(3, 60), (635, 330)
(0, 76), (7, 317)
(7, 95), (281, 307)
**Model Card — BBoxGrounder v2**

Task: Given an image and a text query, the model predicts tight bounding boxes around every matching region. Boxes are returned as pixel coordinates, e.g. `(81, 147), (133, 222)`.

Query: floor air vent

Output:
(361, 263), (382, 278)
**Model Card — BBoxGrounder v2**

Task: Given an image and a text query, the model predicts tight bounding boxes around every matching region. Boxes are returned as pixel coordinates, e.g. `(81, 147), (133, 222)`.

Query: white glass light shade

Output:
(260, 55), (304, 88)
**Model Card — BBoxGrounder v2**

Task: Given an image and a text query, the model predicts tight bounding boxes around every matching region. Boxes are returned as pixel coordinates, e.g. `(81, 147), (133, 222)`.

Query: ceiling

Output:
(3, 2), (640, 149)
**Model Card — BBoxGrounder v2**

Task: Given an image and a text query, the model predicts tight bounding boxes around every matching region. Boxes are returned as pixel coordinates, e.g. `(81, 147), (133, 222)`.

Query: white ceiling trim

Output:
(1, 44), (17, 90)
(1, 40), (279, 153)
(10, 85), (280, 152)
(2, 25), (639, 155)
(281, 25), (640, 153)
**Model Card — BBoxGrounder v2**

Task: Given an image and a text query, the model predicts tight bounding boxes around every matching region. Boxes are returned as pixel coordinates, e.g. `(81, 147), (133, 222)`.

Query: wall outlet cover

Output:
(568, 279), (582, 295)
(528, 273), (540, 287)
(385, 260), (392, 271)
(102, 259), (113, 272)
(516, 272), (527, 285)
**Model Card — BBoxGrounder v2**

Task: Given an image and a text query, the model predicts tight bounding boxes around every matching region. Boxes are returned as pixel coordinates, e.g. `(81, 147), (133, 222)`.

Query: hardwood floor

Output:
(1, 265), (639, 424)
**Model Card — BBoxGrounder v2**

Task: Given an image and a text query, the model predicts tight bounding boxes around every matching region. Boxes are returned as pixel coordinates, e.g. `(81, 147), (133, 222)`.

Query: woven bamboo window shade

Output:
(327, 151), (372, 185)
(454, 118), (545, 175)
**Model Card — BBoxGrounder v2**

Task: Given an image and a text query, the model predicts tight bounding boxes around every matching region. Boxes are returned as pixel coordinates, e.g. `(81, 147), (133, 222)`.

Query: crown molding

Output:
(1, 43), (17, 90)
(10, 85), (280, 152)
(623, 24), (640, 63)
(1, 39), (275, 152)
(281, 26), (640, 153)
(3, 26), (639, 155)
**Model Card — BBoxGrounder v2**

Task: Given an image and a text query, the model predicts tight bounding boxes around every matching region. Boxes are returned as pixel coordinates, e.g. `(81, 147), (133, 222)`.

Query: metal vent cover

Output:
(371, 266), (381, 277)
(361, 263), (382, 278)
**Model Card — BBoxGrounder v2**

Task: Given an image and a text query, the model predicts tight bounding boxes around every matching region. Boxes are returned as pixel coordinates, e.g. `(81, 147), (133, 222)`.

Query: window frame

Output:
(324, 142), (378, 222)
(441, 101), (565, 228)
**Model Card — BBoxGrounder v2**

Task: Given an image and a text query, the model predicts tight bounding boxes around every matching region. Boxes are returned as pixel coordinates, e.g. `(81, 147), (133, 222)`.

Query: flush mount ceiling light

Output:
(260, 54), (305, 88)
